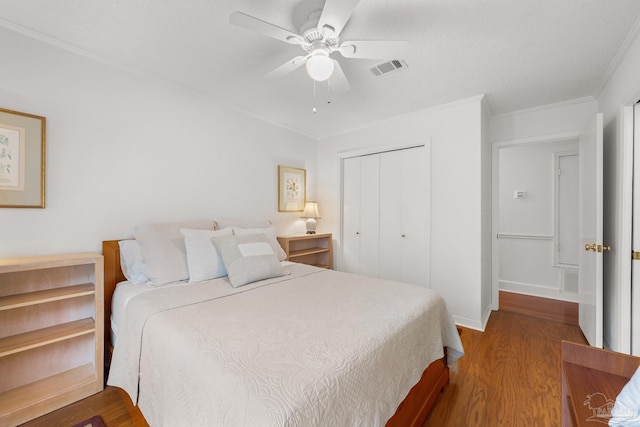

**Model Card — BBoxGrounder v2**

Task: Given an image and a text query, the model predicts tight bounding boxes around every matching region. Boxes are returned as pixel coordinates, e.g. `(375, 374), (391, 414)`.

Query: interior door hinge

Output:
(633, 251), (640, 261)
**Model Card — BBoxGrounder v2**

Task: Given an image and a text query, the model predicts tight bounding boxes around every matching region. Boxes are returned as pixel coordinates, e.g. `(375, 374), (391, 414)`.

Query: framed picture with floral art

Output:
(278, 165), (306, 212)
(0, 107), (46, 208)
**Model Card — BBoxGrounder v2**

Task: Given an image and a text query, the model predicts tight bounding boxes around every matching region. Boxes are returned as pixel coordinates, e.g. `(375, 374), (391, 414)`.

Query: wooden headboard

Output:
(102, 240), (126, 352)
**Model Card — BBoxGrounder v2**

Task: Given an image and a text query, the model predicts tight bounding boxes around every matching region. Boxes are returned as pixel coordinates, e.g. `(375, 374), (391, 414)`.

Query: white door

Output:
(400, 146), (429, 286)
(359, 154), (380, 277)
(378, 146), (429, 286)
(632, 103), (640, 356)
(578, 113), (604, 348)
(342, 156), (361, 274)
(379, 150), (403, 281)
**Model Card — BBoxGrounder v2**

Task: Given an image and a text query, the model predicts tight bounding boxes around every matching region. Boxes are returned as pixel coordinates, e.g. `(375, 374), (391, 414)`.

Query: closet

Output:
(341, 144), (430, 287)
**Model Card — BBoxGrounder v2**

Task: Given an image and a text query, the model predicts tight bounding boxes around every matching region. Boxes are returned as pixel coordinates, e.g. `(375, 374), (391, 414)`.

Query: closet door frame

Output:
(338, 140), (431, 286)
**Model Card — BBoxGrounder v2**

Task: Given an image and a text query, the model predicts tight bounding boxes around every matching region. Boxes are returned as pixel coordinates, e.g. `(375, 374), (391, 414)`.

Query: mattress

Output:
(108, 262), (463, 427)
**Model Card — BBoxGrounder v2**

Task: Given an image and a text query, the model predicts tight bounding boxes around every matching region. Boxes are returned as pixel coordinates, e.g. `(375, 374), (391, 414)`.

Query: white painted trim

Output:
(490, 97), (596, 120)
(619, 104), (633, 354)
(552, 150), (579, 267)
(481, 305), (493, 331)
(557, 263), (578, 270)
(497, 233), (553, 240)
(499, 281), (579, 303)
(453, 314), (486, 332)
(493, 131), (580, 147)
(338, 141), (426, 159)
(491, 144), (500, 311)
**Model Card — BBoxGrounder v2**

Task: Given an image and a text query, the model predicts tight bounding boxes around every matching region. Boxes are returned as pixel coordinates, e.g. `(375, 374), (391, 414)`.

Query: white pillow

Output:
(232, 226), (287, 261)
(180, 227), (233, 282)
(212, 234), (286, 287)
(118, 240), (148, 284)
(610, 366), (640, 426)
(134, 220), (216, 285)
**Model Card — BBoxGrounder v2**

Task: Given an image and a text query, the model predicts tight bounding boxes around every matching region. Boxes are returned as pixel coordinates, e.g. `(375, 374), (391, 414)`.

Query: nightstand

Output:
(277, 233), (333, 269)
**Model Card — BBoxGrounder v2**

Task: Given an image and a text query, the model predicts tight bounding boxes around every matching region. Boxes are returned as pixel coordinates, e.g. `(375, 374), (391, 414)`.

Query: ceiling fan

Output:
(229, 0), (409, 93)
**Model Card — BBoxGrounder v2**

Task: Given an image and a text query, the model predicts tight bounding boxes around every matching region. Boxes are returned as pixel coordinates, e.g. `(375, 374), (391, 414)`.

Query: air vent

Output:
(371, 59), (408, 77)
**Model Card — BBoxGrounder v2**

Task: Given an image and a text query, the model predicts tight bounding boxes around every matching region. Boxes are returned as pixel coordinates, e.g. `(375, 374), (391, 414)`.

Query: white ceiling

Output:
(1, 0), (639, 139)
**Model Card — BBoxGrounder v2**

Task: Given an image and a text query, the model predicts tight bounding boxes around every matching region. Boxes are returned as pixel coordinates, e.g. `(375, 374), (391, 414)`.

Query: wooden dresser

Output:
(562, 340), (640, 427)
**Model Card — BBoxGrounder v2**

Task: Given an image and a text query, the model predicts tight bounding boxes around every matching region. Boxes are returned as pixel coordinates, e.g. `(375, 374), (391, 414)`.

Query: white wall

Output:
(497, 140), (579, 301)
(0, 28), (317, 258)
(490, 98), (598, 143)
(597, 22), (640, 352)
(317, 96), (491, 330)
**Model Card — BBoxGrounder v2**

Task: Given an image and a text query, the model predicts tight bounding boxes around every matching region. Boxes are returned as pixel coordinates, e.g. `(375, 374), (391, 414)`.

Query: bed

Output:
(102, 223), (463, 427)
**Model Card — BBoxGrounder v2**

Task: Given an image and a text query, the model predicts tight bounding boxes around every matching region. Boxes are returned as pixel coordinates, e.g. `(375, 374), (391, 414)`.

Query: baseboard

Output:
(499, 280), (578, 303)
(481, 304), (493, 330)
(453, 315), (485, 332)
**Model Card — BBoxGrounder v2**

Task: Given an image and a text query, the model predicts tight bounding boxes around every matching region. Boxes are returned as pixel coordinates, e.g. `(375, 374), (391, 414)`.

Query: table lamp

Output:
(301, 201), (321, 234)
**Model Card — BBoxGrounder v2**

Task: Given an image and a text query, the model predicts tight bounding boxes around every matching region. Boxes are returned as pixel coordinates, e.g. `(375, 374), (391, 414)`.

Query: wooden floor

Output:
(499, 290), (579, 326)
(423, 292), (586, 427)
(21, 292), (586, 427)
(20, 387), (148, 427)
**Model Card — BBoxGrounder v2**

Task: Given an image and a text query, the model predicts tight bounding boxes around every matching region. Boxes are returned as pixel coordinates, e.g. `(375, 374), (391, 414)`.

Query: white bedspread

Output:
(108, 263), (463, 427)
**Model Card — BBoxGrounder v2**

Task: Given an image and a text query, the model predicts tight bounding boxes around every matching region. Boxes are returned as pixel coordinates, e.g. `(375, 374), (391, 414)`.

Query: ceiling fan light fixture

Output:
(306, 51), (334, 81)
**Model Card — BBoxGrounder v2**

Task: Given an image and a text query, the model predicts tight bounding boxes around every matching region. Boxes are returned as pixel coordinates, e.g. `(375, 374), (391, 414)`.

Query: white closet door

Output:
(342, 156), (361, 273)
(379, 150), (403, 280)
(401, 146), (429, 286)
(359, 154), (380, 277)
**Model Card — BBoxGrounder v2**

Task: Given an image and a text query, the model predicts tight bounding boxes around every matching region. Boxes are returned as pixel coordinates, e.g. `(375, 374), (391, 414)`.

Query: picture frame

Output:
(278, 165), (306, 212)
(0, 107), (46, 208)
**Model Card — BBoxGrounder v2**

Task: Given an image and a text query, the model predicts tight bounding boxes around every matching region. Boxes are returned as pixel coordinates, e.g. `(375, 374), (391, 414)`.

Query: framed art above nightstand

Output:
(277, 233), (332, 269)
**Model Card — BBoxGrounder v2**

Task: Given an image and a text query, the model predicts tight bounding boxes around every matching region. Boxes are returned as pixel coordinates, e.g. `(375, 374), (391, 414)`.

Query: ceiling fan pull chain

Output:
(327, 80), (331, 104)
(312, 80), (317, 114)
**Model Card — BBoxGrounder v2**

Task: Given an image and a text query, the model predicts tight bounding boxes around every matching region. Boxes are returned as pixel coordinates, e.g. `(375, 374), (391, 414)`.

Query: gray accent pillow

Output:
(231, 226), (287, 261)
(212, 234), (286, 288)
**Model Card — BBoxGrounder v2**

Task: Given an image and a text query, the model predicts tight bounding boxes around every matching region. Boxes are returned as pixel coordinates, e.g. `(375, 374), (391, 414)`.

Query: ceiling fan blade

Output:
(265, 55), (309, 79)
(339, 40), (410, 59)
(329, 60), (350, 93)
(317, 0), (360, 36)
(229, 11), (304, 45)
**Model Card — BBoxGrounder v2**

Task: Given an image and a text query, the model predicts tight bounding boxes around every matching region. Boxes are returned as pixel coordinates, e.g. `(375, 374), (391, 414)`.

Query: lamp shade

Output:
(301, 201), (321, 219)
(306, 53), (334, 81)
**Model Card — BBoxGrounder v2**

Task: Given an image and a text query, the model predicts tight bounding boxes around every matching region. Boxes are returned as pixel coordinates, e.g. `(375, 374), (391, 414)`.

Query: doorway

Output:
(492, 135), (581, 309)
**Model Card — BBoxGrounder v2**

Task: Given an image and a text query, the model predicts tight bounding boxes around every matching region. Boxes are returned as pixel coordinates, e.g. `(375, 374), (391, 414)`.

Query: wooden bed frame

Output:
(102, 240), (450, 427)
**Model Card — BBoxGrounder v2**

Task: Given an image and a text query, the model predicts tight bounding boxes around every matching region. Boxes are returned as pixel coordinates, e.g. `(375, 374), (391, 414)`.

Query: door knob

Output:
(585, 243), (597, 252)
(597, 244), (611, 253)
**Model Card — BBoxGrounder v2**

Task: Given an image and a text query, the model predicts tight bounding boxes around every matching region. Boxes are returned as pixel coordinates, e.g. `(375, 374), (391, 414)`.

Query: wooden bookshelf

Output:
(277, 233), (333, 269)
(0, 253), (104, 426)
